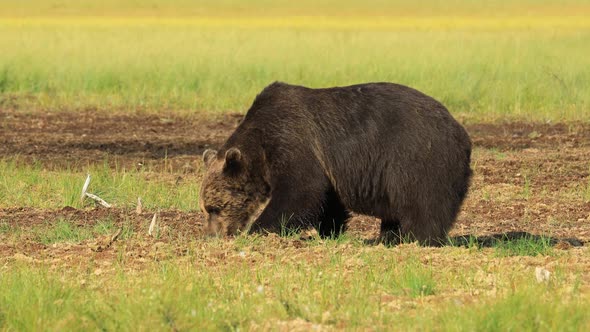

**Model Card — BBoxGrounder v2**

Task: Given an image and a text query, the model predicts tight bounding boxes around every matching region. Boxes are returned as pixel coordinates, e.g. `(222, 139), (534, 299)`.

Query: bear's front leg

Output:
(249, 179), (327, 235)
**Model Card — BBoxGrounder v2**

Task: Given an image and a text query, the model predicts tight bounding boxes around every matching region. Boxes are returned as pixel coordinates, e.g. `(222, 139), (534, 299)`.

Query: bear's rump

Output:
(320, 129), (468, 220)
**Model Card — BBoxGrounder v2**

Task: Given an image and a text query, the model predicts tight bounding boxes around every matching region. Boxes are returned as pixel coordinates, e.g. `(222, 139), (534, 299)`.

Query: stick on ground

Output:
(149, 211), (159, 236)
(136, 197), (142, 215)
(85, 192), (112, 208)
(81, 174), (91, 202)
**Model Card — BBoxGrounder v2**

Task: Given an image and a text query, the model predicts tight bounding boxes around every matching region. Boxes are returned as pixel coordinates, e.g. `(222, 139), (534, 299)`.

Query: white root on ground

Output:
(149, 211), (159, 236)
(535, 267), (551, 283)
(84, 192), (112, 208)
(80, 173), (112, 208)
(136, 197), (143, 214)
(80, 174), (91, 201)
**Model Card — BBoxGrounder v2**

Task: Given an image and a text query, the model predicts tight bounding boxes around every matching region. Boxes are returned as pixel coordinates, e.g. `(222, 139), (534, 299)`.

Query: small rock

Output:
(535, 267), (551, 283)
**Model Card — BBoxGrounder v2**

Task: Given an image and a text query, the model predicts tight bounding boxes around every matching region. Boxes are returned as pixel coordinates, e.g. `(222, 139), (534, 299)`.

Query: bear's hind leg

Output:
(379, 218), (402, 245)
(399, 207), (448, 247)
(315, 188), (350, 238)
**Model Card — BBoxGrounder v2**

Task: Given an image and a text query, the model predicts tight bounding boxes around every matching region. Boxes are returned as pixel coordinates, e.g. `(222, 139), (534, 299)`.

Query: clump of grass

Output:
(92, 217), (117, 235)
(33, 219), (94, 244)
(396, 259), (436, 297)
(321, 232), (360, 246)
(436, 286), (589, 331)
(447, 234), (480, 248)
(489, 147), (507, 160)
(277, 214), (303, 238)
(521, 173), (532, 199)
(0, 268), (80, 331)
(0, 220), (9, 234)
(92, 217), (135, 240)
(493, 234), (553, 257)
(232, 233), (265, 250)
(31, 217), (132, 245)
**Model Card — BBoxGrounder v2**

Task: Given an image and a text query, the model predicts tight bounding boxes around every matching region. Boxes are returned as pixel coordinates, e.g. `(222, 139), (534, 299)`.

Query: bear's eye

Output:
(205, 206), (220, 214)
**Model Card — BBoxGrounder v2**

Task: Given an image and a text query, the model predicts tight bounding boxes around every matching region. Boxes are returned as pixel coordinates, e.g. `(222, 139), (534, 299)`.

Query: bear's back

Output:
(242, 82), (471, 219)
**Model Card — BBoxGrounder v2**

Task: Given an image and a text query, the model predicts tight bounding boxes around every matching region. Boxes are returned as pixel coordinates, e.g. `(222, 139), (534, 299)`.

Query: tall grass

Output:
(0, 1), (589, 120)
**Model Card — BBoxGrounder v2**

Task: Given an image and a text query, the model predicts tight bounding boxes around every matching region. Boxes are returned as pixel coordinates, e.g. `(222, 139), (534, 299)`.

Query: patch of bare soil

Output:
(0, 207), (388, 270)
(1, 109), (590, 265)
(468, 122), (590, 150)
(0, 109), (242, 171)
(0, 207), (204, 266)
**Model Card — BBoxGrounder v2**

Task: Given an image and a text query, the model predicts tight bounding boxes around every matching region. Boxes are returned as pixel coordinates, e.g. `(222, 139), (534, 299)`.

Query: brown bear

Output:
(200, 82), (472, 245)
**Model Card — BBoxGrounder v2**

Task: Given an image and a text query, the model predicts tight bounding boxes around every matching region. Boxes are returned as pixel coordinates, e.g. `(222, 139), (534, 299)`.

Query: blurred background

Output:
(1, 0), (588, 121)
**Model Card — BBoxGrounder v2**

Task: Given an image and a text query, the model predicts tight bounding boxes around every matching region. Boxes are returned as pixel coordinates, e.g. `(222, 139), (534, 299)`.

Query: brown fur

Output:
(200, 82), (472, 245)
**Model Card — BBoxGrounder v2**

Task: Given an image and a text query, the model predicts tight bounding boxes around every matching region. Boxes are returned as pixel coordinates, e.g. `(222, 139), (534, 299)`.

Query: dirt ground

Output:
(1, 109), (590, 263)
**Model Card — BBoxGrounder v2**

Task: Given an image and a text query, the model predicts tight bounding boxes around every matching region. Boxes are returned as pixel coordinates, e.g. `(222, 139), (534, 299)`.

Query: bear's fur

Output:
(200, 82), (472, 245)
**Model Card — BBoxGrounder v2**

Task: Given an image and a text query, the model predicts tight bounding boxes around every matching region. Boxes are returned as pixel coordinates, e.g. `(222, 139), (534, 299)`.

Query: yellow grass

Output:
(1, 16), (589, 30)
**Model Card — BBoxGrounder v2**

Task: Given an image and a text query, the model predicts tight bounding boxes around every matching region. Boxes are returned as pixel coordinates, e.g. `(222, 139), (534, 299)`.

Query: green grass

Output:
(0, 220), (8, 234)
(30, 217), (132, 245)
(522, 173), (532, 199)
(0, 1), (588, 121)
(395, 259), (437, 297)
(493, 234), (554, 257)
(0, 159), (201, 210)
(1, 1), (589, 330)
(439, 288), (589, 331)
(89, 217), (135, 240)
(33, 218), (95, 245)
(0, 239), (588, 331)
(0, 216), (134, 244)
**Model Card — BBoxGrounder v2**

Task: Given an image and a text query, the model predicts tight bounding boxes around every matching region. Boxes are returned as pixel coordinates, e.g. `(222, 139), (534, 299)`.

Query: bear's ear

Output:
(223, 147), (243, 174)
(202, 149), (217, 168)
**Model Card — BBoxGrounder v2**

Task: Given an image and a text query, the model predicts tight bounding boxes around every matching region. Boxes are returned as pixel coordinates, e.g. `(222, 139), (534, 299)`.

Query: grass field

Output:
(1, 0), (589, 120)
(1, 1), (590, 331)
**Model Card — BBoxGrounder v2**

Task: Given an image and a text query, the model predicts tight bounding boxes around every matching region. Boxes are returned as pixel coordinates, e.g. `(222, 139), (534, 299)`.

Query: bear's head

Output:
(199, 147), (270, 236)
